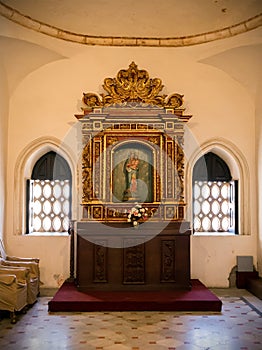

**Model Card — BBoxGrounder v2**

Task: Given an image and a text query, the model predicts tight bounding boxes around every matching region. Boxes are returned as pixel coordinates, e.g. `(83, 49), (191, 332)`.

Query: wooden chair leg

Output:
(10, 311), (16, 324)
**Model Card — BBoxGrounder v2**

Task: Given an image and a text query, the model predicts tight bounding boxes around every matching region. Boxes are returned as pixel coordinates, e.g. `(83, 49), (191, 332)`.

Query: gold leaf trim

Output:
(81, 62), (184, 112)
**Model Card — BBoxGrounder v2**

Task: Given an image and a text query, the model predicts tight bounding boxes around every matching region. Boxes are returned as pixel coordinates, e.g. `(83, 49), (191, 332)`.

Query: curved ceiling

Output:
(0, 0), (262, 46)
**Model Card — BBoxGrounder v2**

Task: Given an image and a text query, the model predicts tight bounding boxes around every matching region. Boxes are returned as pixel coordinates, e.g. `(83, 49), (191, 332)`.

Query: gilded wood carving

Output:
(80, 62), (184, 112)
(76, 62), (192, 222)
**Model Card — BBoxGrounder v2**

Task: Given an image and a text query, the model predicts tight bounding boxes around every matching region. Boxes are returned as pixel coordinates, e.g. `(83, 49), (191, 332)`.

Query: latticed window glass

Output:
(192, 152), (238, 234)
(28, 180), (70, 233)
(27, 152), (71, 233)
(193, 180), (235, 233)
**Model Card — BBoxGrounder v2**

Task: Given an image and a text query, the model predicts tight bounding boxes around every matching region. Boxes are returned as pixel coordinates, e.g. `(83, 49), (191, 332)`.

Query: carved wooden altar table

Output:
(76, 221), (191, 291)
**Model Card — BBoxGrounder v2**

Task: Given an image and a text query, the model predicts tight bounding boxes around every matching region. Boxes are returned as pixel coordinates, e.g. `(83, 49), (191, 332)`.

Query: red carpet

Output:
(48, 280), (222, 312)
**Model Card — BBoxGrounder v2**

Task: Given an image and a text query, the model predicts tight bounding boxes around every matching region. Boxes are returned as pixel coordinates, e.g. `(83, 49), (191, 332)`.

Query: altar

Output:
(76, 221), (190, 291)
(74, 62), (192, 291)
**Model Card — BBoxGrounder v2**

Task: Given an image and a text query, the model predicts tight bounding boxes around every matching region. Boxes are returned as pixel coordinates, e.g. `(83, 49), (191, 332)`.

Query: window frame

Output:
(26, 151), (72, 234)
(192, 179), (238, 234)
(13, 138), (76, 236)
(185, 139), (250, 236)
(192, 152), (238, 235)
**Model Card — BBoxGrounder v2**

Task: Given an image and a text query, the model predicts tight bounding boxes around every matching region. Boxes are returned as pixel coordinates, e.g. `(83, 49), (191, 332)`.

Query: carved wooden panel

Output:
(93, 137), (103, 200)
(166, 139), (174, 199)
(82, 137), (92, 203)
(91, 205), (104, 220)
(93, 242), (107, 283)
(176, 135), (185, 202)
(123, 241), (145, 284)
(161, 240), (176, 282)
(165, 206), (176, 220)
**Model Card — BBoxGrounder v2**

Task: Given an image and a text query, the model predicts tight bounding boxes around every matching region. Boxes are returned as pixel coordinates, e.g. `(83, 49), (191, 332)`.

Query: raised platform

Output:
(48, 279), (222, 312)
(246, 277), (262, 300)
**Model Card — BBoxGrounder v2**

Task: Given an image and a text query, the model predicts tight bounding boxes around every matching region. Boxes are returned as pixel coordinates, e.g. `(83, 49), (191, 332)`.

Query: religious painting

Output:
(112, 143), (153, 203)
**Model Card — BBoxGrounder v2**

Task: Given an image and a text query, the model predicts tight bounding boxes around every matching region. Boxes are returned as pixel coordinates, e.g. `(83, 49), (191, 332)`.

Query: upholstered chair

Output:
(0, 240), (40, 304)
(0, 268), (28, 323)
(0, 259), (39, 305)
(0, 239), (39, 264)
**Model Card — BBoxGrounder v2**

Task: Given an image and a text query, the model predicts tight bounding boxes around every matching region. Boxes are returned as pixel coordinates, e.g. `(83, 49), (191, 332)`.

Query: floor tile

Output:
(0, 289), (261, 350)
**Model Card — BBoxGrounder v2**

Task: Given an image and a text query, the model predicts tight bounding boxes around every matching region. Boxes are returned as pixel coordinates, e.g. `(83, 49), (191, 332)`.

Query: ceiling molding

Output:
(0, 2), (262, 47)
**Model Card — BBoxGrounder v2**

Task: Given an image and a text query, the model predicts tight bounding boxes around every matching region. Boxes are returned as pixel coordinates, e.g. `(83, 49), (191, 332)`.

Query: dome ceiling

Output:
(0, 0), (262, 46)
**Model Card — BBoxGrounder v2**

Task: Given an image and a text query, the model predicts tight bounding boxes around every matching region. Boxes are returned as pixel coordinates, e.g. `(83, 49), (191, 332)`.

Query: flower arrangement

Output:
(127, 203), (149, 227)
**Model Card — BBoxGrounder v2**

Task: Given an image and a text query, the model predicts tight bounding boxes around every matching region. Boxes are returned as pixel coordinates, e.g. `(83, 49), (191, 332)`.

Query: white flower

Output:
(127, 204), (151, 226)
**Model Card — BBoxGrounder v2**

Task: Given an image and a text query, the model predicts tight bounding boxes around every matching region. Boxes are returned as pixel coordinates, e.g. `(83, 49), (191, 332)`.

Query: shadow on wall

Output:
(53, 274), (65, 288)
(228, 265), (237, 287)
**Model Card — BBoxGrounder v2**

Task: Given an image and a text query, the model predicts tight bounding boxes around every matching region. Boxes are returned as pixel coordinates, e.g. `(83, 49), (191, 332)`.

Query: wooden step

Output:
(246, 277), (262, 300)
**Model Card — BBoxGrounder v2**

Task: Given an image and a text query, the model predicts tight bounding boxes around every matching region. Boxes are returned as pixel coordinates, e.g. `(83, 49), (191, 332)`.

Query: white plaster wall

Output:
(191, 236), (257, 287)
(0, 61), (9, 242)
(255, 81), (262, 275)
(6, 234), (70, 289)
(1, 18), (261, 288)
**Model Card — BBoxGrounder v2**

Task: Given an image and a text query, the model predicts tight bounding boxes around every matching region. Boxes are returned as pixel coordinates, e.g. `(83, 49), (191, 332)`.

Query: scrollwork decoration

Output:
(80, 62), (184, 111)
(166, 93), (184, 109)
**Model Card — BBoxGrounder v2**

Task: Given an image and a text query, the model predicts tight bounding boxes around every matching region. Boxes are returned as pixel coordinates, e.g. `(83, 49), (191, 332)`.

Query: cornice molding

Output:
(0, 2), (261, 47)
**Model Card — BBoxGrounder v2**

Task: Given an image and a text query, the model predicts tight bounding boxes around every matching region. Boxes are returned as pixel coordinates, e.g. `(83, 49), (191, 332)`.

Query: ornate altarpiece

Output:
(75, 62), (192, 291)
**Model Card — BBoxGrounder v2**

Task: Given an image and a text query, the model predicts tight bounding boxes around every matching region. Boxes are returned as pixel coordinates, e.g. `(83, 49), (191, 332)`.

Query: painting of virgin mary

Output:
(112, 144), (153, 203)
(122, 152), (140, 201)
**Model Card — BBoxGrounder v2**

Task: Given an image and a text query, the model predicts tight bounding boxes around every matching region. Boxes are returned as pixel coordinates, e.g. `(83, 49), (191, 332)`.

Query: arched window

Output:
(26, 151), (72, 233)
(192, 152), (238, 234)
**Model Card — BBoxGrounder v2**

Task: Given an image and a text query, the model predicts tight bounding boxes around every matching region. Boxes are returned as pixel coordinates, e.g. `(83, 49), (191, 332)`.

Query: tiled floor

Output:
(0, 288), (261, 350)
